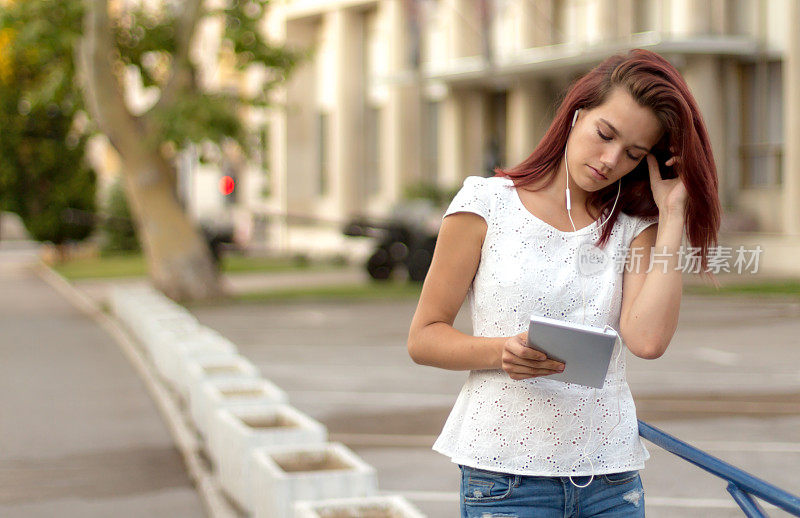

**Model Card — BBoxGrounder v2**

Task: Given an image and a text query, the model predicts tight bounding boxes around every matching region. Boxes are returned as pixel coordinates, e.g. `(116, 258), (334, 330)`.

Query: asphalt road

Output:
(0, 245), (205, 517)
(9, 240), (798, 517)
(191, 293), (800, 517)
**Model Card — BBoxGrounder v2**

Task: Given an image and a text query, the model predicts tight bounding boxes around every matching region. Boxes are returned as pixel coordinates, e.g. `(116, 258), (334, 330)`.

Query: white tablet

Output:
(526, 315), (619, 389)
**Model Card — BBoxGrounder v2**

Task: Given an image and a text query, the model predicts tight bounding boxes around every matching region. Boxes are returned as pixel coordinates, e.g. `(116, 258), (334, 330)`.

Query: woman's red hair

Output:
(497, 49), (721, 277)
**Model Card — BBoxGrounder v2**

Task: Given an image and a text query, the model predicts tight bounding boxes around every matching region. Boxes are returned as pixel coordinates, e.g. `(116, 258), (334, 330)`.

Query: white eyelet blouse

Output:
(431, 176), (658, 476)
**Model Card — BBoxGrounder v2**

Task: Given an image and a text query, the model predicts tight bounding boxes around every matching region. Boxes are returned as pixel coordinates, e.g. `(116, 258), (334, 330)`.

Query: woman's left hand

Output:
(646, 150), (687, 217)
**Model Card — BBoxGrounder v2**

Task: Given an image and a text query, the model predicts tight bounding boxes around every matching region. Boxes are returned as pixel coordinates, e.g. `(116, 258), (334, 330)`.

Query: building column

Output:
(331, 8), (363, 219)
(462, 90), (486, 177)
(507, 79), (551, 167)
(720, 59), (742, 210)
(589, 0), (622, 43)
(384, 0), (421, 209)
(445, 0), (481, 58)
(272, 12), (318, 250)
(439, 92), (464, 187)
(681, 55), (727, 210)
(518, 0), (556, 47)
(784, 0), (800, 235)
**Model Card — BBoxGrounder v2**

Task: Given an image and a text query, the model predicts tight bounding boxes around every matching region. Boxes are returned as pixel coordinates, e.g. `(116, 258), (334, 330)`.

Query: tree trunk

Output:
(122, 153), (223, 302)
(79, 0), (222, 302)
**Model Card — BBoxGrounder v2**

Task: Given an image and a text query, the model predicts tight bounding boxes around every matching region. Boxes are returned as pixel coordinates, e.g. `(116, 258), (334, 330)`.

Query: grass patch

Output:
(53, 253), (147, 280)
(230, 281), (423, 304)
(219, 254), (343, 274)
(52, 252), (343, 280)
(685, 280), (800, 298)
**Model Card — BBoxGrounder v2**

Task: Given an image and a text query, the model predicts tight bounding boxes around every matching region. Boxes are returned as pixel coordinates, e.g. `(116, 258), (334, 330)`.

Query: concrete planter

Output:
(151, 328), (237, 389)
(189, 376), (288, 438)
(251, 442), (378, 518)
(208, 405), (327, 512)
(135, 320), (200, 360)
(293, 496), (426, 518)
(111, 288), (198, 349)
(182, 353), (260, 393)
(110, 285), (188, 318)
(109, 286), (158, 320)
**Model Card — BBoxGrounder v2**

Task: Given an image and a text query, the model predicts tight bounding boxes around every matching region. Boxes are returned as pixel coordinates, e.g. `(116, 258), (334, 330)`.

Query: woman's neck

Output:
(532, 161), (592, 214)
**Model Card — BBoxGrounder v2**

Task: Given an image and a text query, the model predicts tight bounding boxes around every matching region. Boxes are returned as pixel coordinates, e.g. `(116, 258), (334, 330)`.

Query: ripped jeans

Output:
(459, 465), (645, 518)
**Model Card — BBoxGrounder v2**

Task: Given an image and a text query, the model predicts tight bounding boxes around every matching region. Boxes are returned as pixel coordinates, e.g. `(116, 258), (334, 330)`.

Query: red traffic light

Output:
(219, 175), (235, 196)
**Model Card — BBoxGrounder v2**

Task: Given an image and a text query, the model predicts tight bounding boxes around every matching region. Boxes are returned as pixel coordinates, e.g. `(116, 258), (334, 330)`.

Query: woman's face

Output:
(567, 87), (663, 193)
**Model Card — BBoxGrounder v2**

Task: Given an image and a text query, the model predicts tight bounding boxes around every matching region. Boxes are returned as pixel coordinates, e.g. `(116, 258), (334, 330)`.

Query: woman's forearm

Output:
(623, 211), (685, 358)
(408, 322), (505, 371)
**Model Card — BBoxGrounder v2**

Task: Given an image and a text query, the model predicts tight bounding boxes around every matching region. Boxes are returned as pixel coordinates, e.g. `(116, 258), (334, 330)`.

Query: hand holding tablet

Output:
(525, 315), (619, 389)
(500, 332), (566, 381)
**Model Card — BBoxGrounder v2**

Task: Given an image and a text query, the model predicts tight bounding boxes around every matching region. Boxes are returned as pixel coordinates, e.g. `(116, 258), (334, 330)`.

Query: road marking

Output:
(329, 432), (800, 453)
(692, 347), (741, 366)
(287, 388), (800, 415)
(393, 491), (780, 510)
(696, 441), (800, 452)
(387, 491), (457, 503)
(283, 388), (800, 419)
(638, 497), (777, 510)
(638, 399), (800, 415)
(653, 440), (800, 453)
(290, 389), (456, 405)
(331, 433), (438, 447)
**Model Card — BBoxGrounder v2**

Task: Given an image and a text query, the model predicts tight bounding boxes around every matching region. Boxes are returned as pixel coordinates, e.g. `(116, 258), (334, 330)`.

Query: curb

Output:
(36, 262), (237, 518)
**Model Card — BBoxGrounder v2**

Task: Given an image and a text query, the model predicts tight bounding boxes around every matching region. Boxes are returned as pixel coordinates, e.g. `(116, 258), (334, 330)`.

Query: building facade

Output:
(235, 0), (800, 275)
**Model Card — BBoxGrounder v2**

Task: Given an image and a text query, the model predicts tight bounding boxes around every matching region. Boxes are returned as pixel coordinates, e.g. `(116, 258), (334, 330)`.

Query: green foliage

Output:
(108, 0), (304, 156)
(151, 90), (244, 150)
(0, 0), (96, 245)
(53, 251), (344, 280)
(220, 1), (302, 79)
(3, 0), (303, 165)
(0, 0), (303, 245)
(231, 281), (424, 305)
(101, 180), (140, 254)
(0, 0), (84, 109)
(114, 11), (178, 88)
(0, 102), (97, 244)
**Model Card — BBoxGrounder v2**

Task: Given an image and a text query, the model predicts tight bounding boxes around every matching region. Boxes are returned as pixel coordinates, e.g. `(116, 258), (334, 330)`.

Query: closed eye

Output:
(596, 129), (644, 161)
(597, 129), (612, 141)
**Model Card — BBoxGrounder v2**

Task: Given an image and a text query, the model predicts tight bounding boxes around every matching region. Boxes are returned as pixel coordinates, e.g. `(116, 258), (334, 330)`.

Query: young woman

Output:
(407, 49), (720, 517)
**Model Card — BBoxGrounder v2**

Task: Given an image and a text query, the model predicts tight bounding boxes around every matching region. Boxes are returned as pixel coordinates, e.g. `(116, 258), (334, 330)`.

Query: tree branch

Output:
(77, 0), (143, 157)
(148, 0), (203, 117)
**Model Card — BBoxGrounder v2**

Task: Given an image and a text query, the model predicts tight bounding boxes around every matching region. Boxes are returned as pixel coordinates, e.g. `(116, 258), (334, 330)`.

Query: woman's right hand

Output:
(501, 332), (566, 381)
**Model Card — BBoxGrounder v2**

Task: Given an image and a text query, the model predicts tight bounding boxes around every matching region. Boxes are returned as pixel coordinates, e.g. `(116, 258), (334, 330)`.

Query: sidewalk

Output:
(0, 244), (205, 517)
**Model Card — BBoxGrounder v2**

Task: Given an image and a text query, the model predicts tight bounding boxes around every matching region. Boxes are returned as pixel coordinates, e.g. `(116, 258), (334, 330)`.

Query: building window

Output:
(317, 112), (329, 196)
(259, 124), (270, 175)
(486, 91), (507, 176)
(740, 61), (783, 188)
(422, 100), (439, 184)
(254, 123), (271, 198)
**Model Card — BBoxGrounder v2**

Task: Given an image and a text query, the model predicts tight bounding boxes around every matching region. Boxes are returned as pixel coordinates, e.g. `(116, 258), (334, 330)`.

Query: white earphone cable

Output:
(564, 109), (624, 488)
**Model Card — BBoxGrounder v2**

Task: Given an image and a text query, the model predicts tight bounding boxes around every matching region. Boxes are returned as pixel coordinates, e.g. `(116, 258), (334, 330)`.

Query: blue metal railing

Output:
(638, 420), (800, 517)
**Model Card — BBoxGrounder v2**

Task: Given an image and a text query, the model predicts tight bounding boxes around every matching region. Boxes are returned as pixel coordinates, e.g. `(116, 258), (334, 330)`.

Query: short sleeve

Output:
(444, 176), (490, 221)
(632, 215), (659, 240)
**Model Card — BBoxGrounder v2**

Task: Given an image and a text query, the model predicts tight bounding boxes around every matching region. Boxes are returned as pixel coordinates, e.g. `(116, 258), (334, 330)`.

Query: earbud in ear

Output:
(571, 108), (581, 128)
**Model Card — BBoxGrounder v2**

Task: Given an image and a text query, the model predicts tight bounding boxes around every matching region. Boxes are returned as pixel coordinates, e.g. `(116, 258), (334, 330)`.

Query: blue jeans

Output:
(459, 465), (645, 518)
